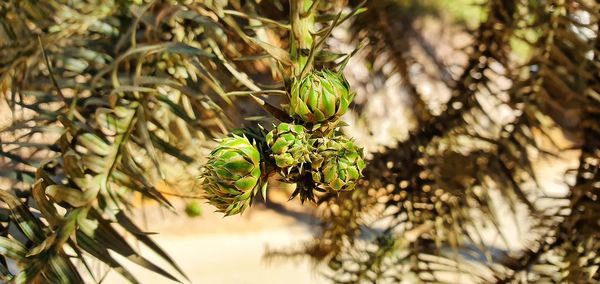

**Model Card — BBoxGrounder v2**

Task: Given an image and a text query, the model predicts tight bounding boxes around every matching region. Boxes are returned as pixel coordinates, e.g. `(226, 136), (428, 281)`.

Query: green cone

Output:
(311, 136), (366, 192)
(266, 123), (315, 180)
(290, 70), (354, 123)
(201, 135), (262, 216)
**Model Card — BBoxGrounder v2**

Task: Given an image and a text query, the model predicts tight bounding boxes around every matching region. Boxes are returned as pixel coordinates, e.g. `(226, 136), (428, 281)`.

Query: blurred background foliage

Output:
(0, 0), (599, 283)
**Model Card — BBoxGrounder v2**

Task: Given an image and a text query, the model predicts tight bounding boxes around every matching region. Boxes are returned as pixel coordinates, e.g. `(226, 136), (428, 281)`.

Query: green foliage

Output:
(436, 0), (484, 27)
(0, 0), (367, 281)
(1, 0), (599, 283)
(0, 0), (268, 281)
(184, 201), (203, 218)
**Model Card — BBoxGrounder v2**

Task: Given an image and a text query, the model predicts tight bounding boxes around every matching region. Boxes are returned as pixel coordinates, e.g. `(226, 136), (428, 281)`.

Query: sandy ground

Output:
(154, 228), (321, 283)
(105, 225), (326, 283)
(101, 193), (328, 284)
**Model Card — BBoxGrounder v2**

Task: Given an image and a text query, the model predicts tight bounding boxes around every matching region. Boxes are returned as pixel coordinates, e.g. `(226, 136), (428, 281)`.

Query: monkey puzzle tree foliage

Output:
(0, 0), (599, 283)
(0, 0), (364, 282)
(285, 1), (600, 283)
